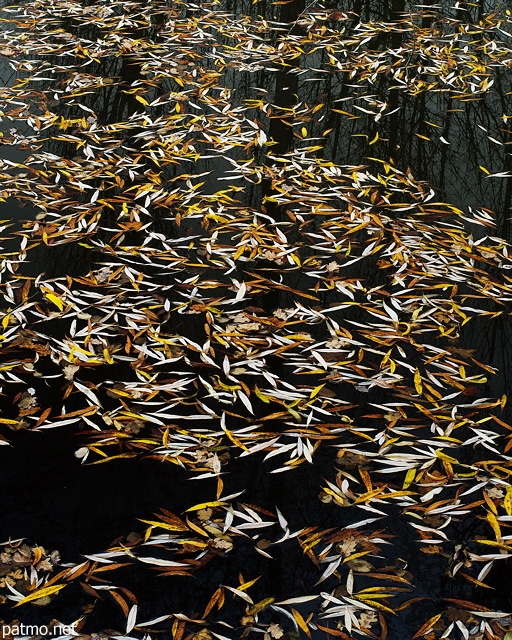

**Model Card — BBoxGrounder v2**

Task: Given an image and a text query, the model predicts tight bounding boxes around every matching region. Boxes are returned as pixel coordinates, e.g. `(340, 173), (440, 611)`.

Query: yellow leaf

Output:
(135, 95), (149, 106)
(414, 368), (423, 395)
(185, 516), (209, 538)
(290, 252), (301, 267)
(353, 486), (385, 504)
(247, 597), (275, 614)
(342, 550), (372, 563)
(475, 539), (512, 549)
(224, 428), (249, 451)
(44, 292), (64, 311)
(483, 490), (498, 514)
(308, 385), (326, 400)
(487, 511), (502, 541)
(291, 608), (311, 638)
(355, 598), (395, 614)
(505, 486), (512, 516)
(286, 406), (302, 421)
(254, 386), (271, 404)
(403, 468), (416, 489)
(369, 132), (379, 145)
(238, 576), (260, 591)
(138, 519), (189, 531)
(14, 583), (66, 607)
(185, 501), (229, 512)
(383, 490), (417, 498)
(435, 449), (458, 465)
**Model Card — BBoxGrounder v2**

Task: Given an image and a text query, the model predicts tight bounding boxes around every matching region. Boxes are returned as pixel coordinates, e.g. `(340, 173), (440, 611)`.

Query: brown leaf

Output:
(267, 623), (284, 638)
(197, 508), (213, 521)
(420, 545), (442, 554)
(347, 559), (373, 572)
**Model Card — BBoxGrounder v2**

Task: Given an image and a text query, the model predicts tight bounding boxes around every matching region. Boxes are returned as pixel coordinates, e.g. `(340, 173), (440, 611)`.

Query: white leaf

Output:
(275, 595), (319, 605)
(126, 605), (137, 633)
(136, 557), (188, 567)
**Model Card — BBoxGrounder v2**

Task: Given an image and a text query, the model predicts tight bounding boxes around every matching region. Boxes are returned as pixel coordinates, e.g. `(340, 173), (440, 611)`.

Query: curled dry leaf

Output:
(267, 623), (284, 638)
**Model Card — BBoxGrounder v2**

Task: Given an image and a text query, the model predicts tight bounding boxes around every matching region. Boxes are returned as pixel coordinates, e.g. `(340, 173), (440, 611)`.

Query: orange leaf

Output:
(458, 572), (492, 589)
(203, 587), (223, 618)
(110, 590), (130, 617)
(442, 598), (490, 611)
(33, 407), (51, 428)
(411, 614), (442, 639)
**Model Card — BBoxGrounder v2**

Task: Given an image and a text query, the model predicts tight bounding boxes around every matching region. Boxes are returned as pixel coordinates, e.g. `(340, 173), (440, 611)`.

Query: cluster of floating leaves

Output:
(0, 0), (511, 638)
